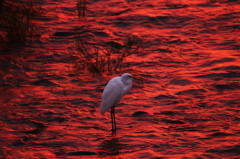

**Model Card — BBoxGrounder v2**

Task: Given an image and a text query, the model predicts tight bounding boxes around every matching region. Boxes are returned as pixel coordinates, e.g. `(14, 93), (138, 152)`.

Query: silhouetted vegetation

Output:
(0, 0), (43, 43)
(77, 0), (86, 17)
(71, 35), (143, 74)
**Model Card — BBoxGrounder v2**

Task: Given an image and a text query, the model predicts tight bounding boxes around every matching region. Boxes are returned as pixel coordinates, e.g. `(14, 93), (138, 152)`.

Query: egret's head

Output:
(121, 73), (142, 80)
(121, 73), (133, 79)
(121, 73), (133, 84)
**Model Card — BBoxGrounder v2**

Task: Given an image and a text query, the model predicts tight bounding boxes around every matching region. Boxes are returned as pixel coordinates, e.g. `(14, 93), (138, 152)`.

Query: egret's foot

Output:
(111, 128), (117, 135)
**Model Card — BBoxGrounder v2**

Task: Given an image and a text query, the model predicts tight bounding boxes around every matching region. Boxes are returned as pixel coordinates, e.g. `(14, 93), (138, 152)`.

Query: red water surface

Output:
(0, 0), (240, 158)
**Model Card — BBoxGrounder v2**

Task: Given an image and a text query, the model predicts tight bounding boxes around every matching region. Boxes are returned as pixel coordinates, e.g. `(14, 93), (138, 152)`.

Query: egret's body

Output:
(100, 73), (134, 134)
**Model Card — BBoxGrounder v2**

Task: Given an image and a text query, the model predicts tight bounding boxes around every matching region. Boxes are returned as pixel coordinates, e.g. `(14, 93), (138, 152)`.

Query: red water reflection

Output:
(0, 0), (239, 158)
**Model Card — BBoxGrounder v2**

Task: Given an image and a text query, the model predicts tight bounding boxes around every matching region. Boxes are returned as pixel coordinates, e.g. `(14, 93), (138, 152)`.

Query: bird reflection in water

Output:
(99, 138), (122, 156)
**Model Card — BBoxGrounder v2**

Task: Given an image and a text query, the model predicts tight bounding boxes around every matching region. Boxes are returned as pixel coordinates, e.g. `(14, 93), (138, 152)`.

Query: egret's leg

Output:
(111, 106), (116, 134)
(110, 107), (114, 132)
(113, 106), (117, 131)
(110, 107), (113, 131)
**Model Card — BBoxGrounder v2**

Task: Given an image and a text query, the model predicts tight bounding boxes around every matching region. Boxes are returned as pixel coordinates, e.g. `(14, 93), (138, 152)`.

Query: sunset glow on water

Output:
(0, 0), (239, 158)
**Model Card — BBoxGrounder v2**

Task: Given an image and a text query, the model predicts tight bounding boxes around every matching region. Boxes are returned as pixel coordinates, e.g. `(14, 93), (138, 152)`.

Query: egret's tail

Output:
(100, 103), (106, 115)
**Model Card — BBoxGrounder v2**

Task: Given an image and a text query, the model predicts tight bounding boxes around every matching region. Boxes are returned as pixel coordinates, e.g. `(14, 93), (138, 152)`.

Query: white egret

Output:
(100, 73), (135, 134)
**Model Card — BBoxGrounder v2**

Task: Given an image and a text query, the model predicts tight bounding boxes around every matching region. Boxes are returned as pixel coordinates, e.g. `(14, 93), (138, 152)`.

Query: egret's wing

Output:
(100, 77), (123, 114)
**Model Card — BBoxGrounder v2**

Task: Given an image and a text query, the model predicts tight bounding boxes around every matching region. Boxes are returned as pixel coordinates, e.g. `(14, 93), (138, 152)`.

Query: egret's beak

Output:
(132, 76), (143, 81)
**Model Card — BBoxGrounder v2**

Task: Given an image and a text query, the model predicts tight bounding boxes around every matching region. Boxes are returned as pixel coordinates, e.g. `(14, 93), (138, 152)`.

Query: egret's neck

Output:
(121, 79), (131, 85)
(122, 80), (132, 95)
